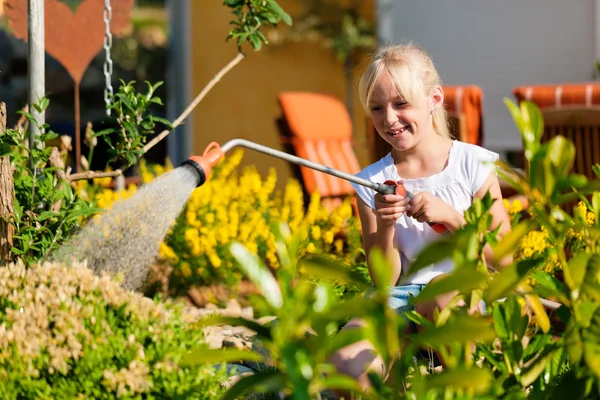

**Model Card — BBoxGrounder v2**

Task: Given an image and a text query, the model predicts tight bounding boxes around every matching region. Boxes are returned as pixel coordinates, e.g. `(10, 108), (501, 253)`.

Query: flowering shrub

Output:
(0, 260), (228, 399)
(88, 154), (363, 293)
(161, 150), (363, 292)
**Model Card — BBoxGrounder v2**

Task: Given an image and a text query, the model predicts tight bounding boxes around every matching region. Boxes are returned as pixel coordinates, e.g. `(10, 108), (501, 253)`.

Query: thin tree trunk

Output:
(344, 57), (355, 137)
(0, 102), (14, 264)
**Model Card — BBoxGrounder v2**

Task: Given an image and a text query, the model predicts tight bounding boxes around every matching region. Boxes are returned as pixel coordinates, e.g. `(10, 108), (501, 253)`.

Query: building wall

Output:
(377, 0), (596, 155)
(188, 1), (375, 187)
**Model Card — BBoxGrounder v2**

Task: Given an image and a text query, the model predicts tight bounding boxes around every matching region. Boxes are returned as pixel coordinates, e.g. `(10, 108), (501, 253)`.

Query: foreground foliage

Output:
(183, 100), (600, 399)
(0, 260), (228, 399)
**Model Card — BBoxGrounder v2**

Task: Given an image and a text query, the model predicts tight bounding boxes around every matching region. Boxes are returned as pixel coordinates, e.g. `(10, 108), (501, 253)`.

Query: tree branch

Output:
(66, 169), (123, 182)
(142, 52), (246, 155)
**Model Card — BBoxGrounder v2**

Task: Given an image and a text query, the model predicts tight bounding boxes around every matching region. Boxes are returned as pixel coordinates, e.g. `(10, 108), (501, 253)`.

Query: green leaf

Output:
(414, 316), (496, 347)
(298, 254), (369, 291)
(230, 242), (282, 309)
(547, 135), (575, 177)
(0, 143), (11, 156)
(181, 348), (263, 365)
(320, 374), (363, 394)
(583, 338), (600, 379)
(415, 269), (487, 303)
(593, 164), (600, 179)
(313, 298), (380, 326)
(265, 0), (292, 25)
(504, 98), (527, 136)
(486, 258), (543, 303)
(323, 329), (367, 355)
(564, 252), (591, 290)
(525, 294), (551, 334)
(493, 305), (509, 339)
(40, 131), (59, 141)
(492, 221), (531, 264)
(424, 367), (493, 394)
(531, 271), (570, 305)
(520, 351), (555, 387)
(222, 370), (286, 400)
(149, 115), (173, 129)
(400, 239), (455, 283)
(566, 319), (582, 363)
(555, 174), (588, 192)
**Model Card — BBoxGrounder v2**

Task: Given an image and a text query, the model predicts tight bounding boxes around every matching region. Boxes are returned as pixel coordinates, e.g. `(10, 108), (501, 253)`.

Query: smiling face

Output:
(368, 71), (443, 152)
(359, 44), (450, 153)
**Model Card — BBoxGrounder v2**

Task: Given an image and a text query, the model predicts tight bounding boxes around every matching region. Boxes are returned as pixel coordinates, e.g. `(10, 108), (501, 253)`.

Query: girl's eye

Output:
(396, 102), (407, 108)
(370, 106), (382, 112)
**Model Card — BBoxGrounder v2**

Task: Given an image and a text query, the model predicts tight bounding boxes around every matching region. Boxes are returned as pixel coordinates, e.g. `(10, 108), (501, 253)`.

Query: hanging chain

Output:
(103, 0), (113, 116)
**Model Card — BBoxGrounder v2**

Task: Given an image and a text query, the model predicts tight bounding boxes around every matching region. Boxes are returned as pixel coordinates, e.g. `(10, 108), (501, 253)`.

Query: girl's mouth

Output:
(387, 126), (408, 137)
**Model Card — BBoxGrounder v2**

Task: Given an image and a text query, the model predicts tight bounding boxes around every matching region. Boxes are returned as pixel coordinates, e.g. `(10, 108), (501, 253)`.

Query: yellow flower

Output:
(504, 199), (523, 215)
(520, 228), (550, 258)
(323, 230), (335, 244)
(181, 263), (192, 277)
(334, 239), (344, 254)
(575, 201), (596, 225)
(306, 243), (316, 253)
(159, 243), (178, 264)
(209, 253), (222, 268)
(311, 226), (322, 241)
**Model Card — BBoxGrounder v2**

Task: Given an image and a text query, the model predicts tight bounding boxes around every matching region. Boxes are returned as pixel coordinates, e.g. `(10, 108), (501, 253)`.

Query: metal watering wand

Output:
(181, 139), (450, 235)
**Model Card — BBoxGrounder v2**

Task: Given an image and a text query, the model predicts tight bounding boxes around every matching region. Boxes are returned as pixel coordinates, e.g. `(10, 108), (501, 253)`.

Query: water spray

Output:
(182, 139), (449, 235)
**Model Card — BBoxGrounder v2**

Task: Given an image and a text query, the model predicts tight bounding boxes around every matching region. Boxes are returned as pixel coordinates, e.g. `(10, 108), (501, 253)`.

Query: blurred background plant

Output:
(267, 0), (376, 125)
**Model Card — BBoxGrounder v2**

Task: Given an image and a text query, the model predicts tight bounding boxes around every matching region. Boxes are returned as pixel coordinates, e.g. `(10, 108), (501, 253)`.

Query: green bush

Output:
(0, 260), (229, 399)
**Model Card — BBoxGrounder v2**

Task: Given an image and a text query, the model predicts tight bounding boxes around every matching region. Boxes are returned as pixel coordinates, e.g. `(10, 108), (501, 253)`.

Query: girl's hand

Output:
(407, 192), (459, 226)
(374, 192), (411, 227)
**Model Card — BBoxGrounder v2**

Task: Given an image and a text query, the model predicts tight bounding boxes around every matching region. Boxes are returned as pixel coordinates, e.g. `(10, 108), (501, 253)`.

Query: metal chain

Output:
(103, 0), (113, 116)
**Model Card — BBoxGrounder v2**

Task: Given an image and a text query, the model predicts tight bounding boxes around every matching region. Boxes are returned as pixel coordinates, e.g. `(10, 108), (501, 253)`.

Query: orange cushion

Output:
(292, 138), (361, 196)
(278, 92), (353, 140)
(278, 92), (361, 197)
(513, 83), (600, 108)
(444, 85), (483, 145)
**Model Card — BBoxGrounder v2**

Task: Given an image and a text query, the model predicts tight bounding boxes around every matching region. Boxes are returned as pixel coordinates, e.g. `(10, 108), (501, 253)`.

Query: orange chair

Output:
(369, 85), (485, 161)
(513, 83), (600, 180)
(276, 92), (362, 210)
(444, 85), (484, 146)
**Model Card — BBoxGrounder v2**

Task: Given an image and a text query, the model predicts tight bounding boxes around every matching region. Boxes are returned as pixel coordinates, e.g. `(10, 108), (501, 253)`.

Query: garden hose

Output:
(181, 139), (449, 234)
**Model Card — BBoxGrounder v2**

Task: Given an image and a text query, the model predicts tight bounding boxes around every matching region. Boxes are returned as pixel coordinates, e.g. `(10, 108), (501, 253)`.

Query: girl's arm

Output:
(474, 172), (512, 268)
(356, 196), (403, 287)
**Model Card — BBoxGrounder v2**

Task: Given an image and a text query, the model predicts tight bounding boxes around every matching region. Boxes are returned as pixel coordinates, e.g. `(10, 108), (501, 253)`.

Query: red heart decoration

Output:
(6, 0), (134, 84)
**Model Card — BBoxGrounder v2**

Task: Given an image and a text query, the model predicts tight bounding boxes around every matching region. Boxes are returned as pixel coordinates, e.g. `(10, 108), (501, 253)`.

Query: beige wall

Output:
(189, 1), (374, 188)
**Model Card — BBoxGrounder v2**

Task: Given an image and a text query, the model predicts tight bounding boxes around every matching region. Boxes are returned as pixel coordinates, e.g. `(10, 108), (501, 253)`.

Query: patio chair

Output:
(369, 85), (485, 161)
(513, 83), (600, 180)
(276, 92), (362, 211)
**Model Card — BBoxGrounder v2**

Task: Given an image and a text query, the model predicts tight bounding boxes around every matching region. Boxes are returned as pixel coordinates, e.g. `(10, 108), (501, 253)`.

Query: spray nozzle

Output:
(383, 180), (449, 235)
(180, 142), (225, 187)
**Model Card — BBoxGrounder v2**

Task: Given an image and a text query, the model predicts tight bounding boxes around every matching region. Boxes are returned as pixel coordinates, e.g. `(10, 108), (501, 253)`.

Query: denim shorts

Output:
(387, 284), (486, 317)
(388, 284), (425, 314)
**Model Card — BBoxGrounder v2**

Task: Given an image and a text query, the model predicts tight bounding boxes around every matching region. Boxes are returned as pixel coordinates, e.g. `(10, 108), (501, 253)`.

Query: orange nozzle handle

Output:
(182, 142), (225, 187)
(383, 180), (449, 235)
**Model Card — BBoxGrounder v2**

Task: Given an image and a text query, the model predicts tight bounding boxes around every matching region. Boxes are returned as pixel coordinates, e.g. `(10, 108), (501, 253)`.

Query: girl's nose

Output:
(384, 106), (397, 126)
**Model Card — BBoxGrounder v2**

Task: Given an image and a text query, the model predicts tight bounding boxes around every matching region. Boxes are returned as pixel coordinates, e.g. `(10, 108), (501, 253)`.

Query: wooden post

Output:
(0, 103), (14, 264)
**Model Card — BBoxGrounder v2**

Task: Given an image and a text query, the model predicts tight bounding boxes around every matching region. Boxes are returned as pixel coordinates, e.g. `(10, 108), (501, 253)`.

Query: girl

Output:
(330, 43), (511, 391)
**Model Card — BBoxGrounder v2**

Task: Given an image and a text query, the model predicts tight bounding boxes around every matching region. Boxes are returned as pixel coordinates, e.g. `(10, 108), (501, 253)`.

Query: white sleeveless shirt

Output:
(351, 141), (499, 284)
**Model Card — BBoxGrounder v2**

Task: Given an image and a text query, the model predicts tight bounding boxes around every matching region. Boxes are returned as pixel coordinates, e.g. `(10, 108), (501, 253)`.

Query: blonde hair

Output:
(359, 43), (451, 138)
